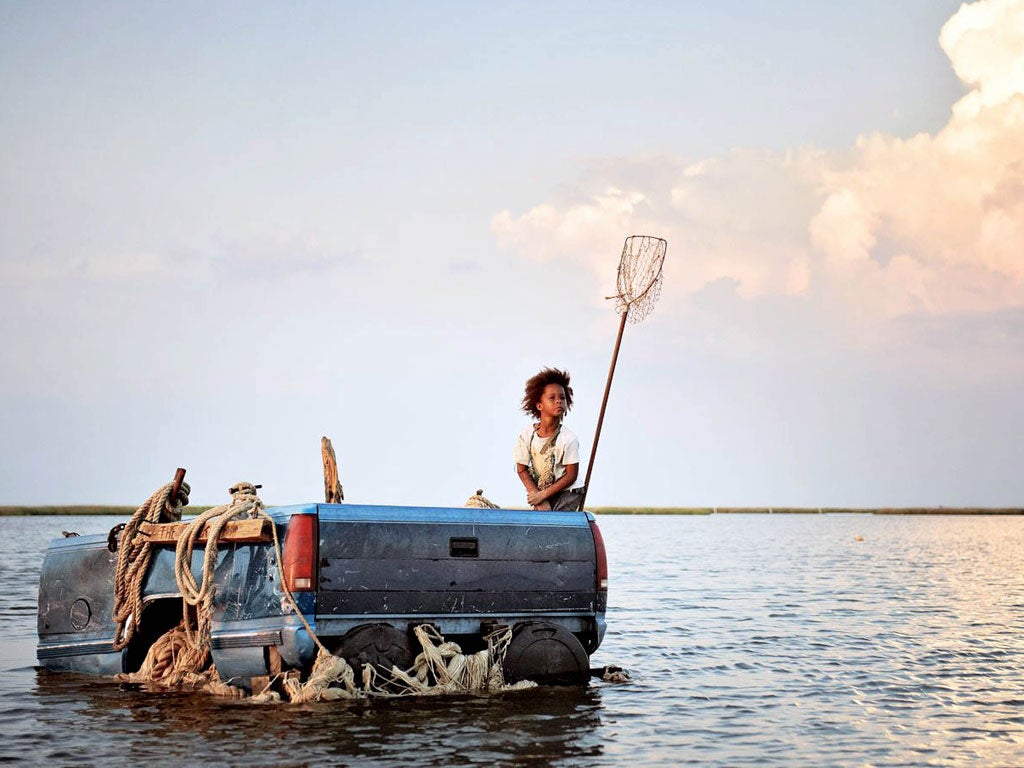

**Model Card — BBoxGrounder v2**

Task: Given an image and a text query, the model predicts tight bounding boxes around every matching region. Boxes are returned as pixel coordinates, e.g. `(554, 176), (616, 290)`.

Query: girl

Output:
(514, 368), (585, 511)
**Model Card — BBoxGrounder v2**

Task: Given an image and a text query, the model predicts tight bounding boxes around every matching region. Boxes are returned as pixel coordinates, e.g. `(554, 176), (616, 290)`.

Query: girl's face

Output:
(536, 384), (567, 419)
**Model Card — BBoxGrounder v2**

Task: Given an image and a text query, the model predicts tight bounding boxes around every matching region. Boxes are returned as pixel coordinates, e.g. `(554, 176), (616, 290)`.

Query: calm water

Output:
(3, 513), (1024, 766)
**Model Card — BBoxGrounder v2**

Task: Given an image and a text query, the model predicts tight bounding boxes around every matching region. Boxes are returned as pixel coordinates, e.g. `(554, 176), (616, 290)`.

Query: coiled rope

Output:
(116, 618), (214, 689)
(174, 482), (264, 653)
(115, 481), (261, 694)
(111, 481), (187, 650)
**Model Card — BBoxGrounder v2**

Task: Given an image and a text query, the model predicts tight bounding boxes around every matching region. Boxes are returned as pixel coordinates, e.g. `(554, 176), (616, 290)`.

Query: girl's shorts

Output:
(550, 487), (585, 511)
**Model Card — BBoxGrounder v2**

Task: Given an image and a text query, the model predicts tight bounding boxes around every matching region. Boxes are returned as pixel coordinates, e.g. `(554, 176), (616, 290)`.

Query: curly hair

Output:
(521, 367), (574, 419)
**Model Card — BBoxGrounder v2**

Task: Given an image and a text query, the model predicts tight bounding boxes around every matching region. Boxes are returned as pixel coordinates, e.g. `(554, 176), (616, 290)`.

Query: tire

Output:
(503, 621), (590, 686)
(336, 623), (413, 680)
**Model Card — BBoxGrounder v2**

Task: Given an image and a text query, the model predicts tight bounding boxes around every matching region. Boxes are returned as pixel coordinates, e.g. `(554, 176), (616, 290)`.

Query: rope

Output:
(115, 620), (214, 688)
(464, 489), (500, 509)
(602, 665), (631, 683)
(283, 647), (358, 703)
(364, 625), (535, 698)
(174, 482), (264, 654)
(111, 482), (186, 650)
(113, 480), (258, 699)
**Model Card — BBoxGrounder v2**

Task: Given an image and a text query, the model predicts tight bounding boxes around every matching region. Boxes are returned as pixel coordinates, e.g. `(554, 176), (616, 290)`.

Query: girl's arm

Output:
(518, 463), (552, 509)
(526, 463), (578, 507)
(516, 463), (540, 496)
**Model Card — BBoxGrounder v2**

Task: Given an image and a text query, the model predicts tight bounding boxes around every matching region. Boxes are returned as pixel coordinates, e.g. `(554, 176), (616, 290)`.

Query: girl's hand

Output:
(526, 489), (546, 506)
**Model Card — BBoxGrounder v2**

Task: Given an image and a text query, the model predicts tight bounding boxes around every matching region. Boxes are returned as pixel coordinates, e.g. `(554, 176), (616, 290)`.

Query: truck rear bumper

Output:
(37, 637), (122, 675)
(315, 612), (605, 646)
(37, 616), (319, 679)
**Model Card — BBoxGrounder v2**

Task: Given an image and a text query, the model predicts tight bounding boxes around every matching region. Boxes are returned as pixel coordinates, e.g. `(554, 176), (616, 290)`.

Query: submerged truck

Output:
(37, 502), (608, 687)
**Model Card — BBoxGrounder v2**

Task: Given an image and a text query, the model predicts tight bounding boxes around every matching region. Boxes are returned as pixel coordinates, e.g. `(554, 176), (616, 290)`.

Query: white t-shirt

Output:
(514, 424), (583, 489)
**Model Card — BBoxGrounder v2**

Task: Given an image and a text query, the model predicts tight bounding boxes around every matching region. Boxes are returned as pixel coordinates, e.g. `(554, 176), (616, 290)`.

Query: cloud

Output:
(0, 232), (364, 286)
(941, 0), (1024, 117)
(492, 187), (652, 266)
(0, 246), (174, 283)
(492, 0), (1024, 327)
(201, 233), (366, 280)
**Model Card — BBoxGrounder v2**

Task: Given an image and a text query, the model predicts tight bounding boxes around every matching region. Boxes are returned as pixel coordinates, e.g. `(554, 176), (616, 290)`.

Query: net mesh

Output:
(614, 235), (667, 323)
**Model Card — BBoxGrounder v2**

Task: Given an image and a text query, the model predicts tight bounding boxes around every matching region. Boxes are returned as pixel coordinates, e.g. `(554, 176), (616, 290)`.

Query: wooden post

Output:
(163, 467), (187, 522)
(321, 436), (344, 503)
(170, 468), (186, 503)
(268, 645), (283, 677)
(579, 307), (630, 512)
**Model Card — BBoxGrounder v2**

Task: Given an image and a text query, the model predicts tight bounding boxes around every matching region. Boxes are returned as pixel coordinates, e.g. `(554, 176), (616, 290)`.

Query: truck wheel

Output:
(503, 622), (590, 686)
(337, 623), (413, 680)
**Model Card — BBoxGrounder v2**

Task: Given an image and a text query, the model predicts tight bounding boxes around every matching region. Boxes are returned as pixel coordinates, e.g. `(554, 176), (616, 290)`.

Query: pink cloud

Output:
(493, 0), (1024, 323)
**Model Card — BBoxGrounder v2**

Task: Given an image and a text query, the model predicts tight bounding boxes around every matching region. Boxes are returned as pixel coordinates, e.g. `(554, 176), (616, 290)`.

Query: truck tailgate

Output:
(314, 504), (598, 617)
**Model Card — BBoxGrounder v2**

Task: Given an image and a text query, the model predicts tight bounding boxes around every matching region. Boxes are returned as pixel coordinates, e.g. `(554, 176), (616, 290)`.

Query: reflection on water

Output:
(31, 672), (605, 767)
(4, 514), (1024, 765)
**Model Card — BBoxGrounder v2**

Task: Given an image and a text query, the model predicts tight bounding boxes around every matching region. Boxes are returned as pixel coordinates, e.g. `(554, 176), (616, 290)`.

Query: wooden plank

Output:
(268, 645), (283, 677)
(138, 517), (272, 545)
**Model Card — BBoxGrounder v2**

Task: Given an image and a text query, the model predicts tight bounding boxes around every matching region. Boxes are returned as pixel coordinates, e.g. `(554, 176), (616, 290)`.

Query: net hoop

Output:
(613, 235), (666, 323)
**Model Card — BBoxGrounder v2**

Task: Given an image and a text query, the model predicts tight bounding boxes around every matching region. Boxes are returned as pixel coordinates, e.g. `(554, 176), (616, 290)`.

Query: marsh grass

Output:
(590, 506), (1024, 515)
(0, 505), (215, 516)
(3, 505), (1022, 516)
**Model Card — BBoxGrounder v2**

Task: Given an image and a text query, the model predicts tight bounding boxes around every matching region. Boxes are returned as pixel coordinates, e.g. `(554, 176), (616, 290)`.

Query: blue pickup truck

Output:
(37, 503), (608, 687)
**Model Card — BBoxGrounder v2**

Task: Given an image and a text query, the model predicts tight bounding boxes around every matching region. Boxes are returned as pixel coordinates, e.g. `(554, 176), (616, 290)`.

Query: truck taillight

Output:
(282, 513), (318, 592)
(589, 518), (608, 591)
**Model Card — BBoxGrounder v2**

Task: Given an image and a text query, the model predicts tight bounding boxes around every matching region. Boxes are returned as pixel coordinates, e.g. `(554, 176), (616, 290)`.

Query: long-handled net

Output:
(580, 236), (667, 510)
(613, 235), (666, 323)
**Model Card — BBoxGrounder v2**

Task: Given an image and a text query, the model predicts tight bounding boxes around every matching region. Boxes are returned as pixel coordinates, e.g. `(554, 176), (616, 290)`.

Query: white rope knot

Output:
(227, 481), (264, 517)
(465, 489), (500, 509)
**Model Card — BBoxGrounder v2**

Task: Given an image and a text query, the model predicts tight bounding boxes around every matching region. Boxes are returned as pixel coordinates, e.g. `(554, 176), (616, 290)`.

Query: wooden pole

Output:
(579, 308), (629, 511)
(153, 467), (188, 523)
(170, 467), (186, 502)
(321, 436), (344, 503)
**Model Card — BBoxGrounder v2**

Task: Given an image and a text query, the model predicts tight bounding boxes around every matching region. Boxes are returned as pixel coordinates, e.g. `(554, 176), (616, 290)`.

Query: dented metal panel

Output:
(315, 505), (600, 627)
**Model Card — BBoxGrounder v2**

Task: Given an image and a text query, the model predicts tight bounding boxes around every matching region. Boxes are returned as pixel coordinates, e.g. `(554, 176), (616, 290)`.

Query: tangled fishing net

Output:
(613, 235), (667, 323)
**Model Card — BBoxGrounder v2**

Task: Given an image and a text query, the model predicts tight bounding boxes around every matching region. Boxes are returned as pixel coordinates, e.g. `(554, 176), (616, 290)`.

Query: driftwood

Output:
(321, 436), (344, 503)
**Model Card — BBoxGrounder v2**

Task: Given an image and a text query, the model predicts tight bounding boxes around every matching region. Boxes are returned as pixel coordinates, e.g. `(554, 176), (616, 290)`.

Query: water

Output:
(3, 513), (1024, 766)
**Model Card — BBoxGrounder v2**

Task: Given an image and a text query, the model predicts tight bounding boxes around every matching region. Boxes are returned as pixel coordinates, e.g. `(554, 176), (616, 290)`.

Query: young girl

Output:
(514, 367), (585, 511)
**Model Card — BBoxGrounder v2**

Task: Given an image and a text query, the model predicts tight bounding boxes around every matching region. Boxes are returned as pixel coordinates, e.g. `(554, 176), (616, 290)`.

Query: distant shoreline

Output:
(0, 505), (215, 517)
(1, 505), (1022, 516)
(589, 507), (1024, 515)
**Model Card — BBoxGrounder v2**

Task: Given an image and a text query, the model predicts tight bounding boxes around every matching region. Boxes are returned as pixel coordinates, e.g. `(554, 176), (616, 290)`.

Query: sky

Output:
(2, 0), (1022, 509)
